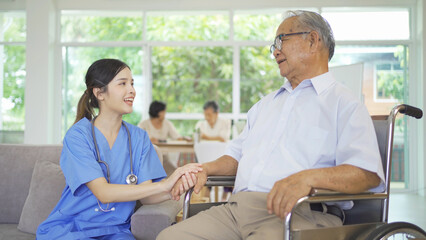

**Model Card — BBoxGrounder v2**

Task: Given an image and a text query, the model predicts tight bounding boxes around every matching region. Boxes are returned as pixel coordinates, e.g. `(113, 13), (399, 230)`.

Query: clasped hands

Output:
(163, 163), (203, 199)
(167, 167), (313, 219)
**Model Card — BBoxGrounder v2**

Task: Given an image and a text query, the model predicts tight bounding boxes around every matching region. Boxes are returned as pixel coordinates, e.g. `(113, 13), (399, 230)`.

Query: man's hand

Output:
(266, 170), (313, 219)
(171, 170), (208, 200)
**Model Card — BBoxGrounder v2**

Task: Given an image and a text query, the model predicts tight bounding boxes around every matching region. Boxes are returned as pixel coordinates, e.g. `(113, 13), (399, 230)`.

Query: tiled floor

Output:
(388, 193), (426, 230)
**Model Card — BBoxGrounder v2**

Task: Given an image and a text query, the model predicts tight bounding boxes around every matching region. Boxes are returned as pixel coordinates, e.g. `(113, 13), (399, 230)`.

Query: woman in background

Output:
(138, 101), (187, 144)
(195, 100), (230, 142)
(139, 101), (191, 175)
(36, 59), (200, 240)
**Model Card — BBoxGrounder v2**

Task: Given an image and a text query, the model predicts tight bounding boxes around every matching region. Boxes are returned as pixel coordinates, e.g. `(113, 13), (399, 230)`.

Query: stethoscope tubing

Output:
(91, 116), (135, 184)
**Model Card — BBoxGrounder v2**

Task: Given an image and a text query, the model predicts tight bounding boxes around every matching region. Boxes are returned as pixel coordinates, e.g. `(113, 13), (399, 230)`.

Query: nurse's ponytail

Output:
(74, 89), (97, 124)
(73, 59), (130, 124)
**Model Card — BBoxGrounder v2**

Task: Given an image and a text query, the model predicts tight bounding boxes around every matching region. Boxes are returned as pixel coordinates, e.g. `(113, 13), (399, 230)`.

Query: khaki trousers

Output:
(157, 192), (342, 240)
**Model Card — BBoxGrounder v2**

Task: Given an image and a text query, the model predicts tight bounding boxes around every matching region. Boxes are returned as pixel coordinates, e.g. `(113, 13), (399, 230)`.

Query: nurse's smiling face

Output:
(96, 67), (136, 116)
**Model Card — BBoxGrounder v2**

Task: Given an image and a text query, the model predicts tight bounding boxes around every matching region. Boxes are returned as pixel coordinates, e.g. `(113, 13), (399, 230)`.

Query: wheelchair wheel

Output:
(366, 222), (426, 240)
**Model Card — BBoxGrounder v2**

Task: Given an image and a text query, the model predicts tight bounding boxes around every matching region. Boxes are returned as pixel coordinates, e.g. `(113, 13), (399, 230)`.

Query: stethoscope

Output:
(91, 116), (138, 212)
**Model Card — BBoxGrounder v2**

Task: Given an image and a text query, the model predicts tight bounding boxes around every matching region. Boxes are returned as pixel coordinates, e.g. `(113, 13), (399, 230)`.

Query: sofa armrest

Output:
(131, 198), (183, 240)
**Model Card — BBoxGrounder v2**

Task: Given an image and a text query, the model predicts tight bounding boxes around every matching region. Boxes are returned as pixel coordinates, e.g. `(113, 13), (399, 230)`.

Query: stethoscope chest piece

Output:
(126, 174), (138, 185)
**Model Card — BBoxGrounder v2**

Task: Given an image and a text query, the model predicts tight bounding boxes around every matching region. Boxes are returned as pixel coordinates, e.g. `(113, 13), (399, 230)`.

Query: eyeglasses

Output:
(269, 32), (311, 54)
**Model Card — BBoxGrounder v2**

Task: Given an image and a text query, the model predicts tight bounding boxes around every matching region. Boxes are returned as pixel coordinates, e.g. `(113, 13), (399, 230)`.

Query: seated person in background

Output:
(139, 101), (190, 175)
(158, 10), (385, 240)
(195, 101), (231, 142)
(138, 101), (187, 144)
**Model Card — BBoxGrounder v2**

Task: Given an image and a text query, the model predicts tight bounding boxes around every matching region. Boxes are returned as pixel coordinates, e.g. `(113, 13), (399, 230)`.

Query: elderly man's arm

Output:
(266, 164), (381, 219)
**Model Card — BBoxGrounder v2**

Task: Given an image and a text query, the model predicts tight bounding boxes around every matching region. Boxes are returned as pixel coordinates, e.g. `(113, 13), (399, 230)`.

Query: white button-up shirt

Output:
(226, 72), (385, 194)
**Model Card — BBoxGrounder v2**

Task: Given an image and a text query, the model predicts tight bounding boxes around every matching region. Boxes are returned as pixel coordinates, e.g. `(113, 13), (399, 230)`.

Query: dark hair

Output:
(74, 59), (130, 124)
(203, 101), (219, 113)
(149, 101), (167, 118)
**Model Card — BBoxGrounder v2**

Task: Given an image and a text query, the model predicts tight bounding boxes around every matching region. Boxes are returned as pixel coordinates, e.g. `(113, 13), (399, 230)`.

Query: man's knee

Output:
(156, 226), (171, 240)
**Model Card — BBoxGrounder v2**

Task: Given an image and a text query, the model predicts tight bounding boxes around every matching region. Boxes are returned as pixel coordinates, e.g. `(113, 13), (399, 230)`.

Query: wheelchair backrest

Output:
(344, 116), (391, 225)
(372, 116), (391, 186)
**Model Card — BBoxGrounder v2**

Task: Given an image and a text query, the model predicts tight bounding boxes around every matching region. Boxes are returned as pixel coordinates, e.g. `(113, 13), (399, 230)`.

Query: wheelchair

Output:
(182, 104), (426, 240)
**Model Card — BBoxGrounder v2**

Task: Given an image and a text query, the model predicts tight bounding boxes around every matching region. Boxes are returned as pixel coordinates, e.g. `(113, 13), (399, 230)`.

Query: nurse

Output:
(36, 59), (201, 239)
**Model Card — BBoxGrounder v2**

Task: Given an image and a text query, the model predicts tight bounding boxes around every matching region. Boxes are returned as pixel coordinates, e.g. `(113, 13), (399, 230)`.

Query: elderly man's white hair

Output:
(284, 10), (335, 61)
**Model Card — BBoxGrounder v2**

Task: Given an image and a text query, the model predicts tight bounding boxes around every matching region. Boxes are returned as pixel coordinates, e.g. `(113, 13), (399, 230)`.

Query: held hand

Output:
(266, 170), (313, 219)
(170, 173), (198, 200)
(165, 163), (202, 195)
(193, 170), (207, 194)
(171, 169), (207, 200)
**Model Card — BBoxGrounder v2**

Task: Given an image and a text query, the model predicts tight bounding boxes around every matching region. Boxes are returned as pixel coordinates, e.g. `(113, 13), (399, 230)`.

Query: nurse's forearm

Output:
(139, 192), (172, 205)
(86, 177), (169, 204)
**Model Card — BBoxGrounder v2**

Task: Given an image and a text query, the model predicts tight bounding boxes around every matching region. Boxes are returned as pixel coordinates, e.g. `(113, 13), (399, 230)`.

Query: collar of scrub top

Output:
(91, 116), (138, 185)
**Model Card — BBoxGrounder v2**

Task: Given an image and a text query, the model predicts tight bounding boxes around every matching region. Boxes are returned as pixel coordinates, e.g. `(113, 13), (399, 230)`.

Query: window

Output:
(151, 46), (233, 114)
(60, 7), (413, 188)
(234, 10), (283, 41)
(322, 8), (409, 41)
(375, 58), (406, 102)
(61, 11), (143, 42)
(61, 11), (144, 135)
(0, 11), (26, 143)
(240, 46), (282, 112)
(146, 12), (229, 41)
(151, 46), (233, 135)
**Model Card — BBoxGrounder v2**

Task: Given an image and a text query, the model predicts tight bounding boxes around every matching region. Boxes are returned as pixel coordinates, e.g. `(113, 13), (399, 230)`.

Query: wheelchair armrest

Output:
(306, 188), (388, 203)
(205, 176), (236, 187)
(284, 189), (388, 239)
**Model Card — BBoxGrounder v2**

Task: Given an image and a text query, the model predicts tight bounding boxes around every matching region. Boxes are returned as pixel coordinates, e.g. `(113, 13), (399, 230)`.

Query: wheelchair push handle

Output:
(397, 104), (423, 119)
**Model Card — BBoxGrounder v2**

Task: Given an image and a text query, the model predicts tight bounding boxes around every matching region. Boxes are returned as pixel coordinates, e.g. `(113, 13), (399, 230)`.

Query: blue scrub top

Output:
(36, 118), (167, 239)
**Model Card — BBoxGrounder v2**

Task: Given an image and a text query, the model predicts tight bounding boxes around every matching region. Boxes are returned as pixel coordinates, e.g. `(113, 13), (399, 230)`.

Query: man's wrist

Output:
(201, 163), (210, 176)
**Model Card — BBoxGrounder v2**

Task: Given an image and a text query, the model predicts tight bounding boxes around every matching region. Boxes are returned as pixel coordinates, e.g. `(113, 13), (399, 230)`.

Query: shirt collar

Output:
(310, 71), (335, 95)
(274, 71), (335, 98)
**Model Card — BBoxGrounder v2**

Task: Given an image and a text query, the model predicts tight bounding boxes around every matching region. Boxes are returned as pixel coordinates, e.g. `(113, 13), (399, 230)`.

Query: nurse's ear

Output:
(92, 88), (105, 102)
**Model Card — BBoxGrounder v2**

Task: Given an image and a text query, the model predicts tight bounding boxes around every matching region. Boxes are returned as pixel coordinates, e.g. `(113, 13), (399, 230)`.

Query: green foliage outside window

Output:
(234, 13), (282, 41)
(376, 46), (407, 101)
(146, 13), (229, 41)
(1, 12), (26, 132)
(240, 46), (282, 112)
(151, 46), (233, 114)
(61, 12), (143, 42)
(2, 45), (25, 130)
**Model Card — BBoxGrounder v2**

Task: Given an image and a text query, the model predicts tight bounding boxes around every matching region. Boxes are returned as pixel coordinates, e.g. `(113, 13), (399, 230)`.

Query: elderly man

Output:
(158, 10), (385, 239)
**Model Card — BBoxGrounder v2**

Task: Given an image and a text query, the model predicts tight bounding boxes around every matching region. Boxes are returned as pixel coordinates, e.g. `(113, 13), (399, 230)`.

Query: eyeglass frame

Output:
(269, 31), (311, 54)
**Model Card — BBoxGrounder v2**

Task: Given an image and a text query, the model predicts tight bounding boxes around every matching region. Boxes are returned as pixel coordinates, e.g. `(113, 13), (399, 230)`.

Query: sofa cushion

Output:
(17, 160), (65, 234)
(131, 199), (182, 240)
(0, 144), (62, 224)
(0, 224), (35, 240)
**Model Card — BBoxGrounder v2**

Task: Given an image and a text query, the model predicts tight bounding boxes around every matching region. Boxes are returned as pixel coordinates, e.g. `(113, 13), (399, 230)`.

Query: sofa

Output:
(0, 144), (182, 240)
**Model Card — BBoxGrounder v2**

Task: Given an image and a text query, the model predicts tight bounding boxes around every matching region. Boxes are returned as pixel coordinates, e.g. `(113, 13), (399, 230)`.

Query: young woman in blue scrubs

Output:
(36, 59), (201, 239)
